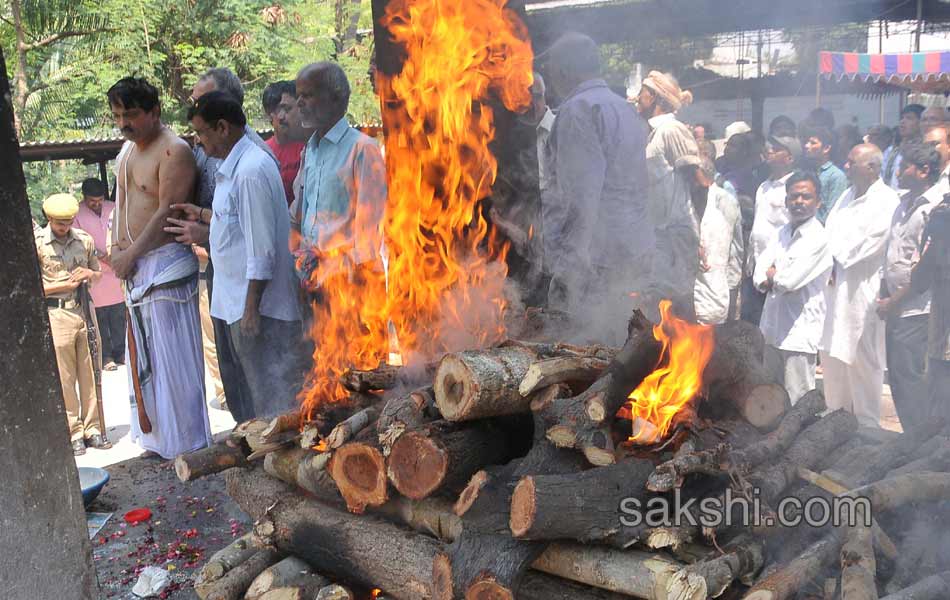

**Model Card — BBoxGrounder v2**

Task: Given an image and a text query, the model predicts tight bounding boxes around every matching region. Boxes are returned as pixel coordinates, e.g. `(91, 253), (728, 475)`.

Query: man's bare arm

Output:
(125, 141), (198, 261)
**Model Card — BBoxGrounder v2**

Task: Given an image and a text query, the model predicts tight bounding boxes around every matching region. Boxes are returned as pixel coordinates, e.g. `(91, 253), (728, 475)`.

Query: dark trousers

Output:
(740, 276), (766, 326)
(886, 314), (930, 433)
(95, 302), (127, 363)
(929, 358), (950, 422)
(206, 260), (254, 423)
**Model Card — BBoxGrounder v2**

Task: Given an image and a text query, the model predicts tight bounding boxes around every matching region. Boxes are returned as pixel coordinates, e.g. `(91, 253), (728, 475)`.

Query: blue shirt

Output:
(297, 117), (387, 283)
(210, 135), (301, 325)
(816, 161), (848, 225)
(541, 79), (652, 276)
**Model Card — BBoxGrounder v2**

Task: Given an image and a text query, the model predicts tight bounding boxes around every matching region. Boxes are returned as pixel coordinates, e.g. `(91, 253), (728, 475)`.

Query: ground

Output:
(77, 364), (247, 599)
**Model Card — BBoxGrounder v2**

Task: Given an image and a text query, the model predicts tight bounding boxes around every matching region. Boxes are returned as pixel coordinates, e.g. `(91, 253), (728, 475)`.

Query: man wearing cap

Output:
(745, 135), (800, 324)
(35, 194), (106, 455)
(634, 70), (700, 315)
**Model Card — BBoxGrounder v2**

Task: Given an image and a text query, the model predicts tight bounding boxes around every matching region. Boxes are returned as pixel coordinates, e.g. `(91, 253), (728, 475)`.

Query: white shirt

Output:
(755, 217), (833, 354)
(210, 135), (301, 325)
(748, 173), (792, 275)
(819, 179), (900, 364)
(693, 184), (743, 325)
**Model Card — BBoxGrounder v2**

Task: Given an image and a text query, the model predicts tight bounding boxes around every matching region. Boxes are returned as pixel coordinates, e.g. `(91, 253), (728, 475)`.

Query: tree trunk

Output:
(175, 442), (249, 482)
(327, 405), (380, 449)
(387, 420), (514, 500)
(194, 533), (259, 592)
(839, 504), (877, 600)
(328, 429), (389, 513)
(10, 0), (28, 133)
(341, 364), (402, 393)
(199, 547), (280, 600)
(432, 531), (545, 600)
(433, 346), (537, 421)
(377, 387), (439, 455)
(518, 355), (611, 397)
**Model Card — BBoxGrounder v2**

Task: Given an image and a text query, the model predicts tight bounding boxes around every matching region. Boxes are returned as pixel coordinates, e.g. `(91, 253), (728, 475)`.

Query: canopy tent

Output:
(819, 50), (950, 93)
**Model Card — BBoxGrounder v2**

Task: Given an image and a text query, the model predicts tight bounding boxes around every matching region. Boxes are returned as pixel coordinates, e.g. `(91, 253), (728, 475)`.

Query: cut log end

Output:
(582, 444), (616, 467)
(466, 578), (515, 600)
(546, 425), (577, 448)
(509, 476), (536, 538)
(454, 470), (490, 517)
(740, 384), (788, 430)
(433, 355), (475, 421)
(432, 552), (454, 600)
(328, 443), (388, 513)
(388, 431), (448, 500)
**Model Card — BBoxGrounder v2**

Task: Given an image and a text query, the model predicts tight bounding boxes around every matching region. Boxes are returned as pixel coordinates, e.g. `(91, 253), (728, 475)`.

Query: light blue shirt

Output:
(210, 135), (301, 325)
(816, 161), (849, 225)
(298, 117), (387, 283)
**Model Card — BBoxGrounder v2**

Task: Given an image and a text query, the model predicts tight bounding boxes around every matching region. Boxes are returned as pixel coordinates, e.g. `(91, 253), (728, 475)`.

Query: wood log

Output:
(259, 586), (338, 600)
(376, 387), (438, 455)
(175, 442), (249, 482)
(327, 405), (380, 449)
(340, 363), (402, 392)
(226, 468), (624, 600)
(432, 531), (546, 600)
(433, 346), (537, 421)
(387, 421), (513, 500)
(195, 533), (258, 591)
(839, 503), (877, 600)
(230, 418), (271, 451)
(702, 319), (790, 431)
(499, 339), (615, 360)
(887, 443), (950, 478)
(509, 457), (655, 546)
(667, 536), (764, 598)
(880, 571), (950, 600)
(743, 536), (842, 600)
(314, 585), (355, 600)
(830, 420), (946, 487)
(534, 310), (662, 466)
(246, 556), (329, 600)
(260, 412), (303, 444)
(328, 428), (389, 513)
(201, 547), (280, 600)
(518, 355), (611, 398)
(841, 472), (950, 511)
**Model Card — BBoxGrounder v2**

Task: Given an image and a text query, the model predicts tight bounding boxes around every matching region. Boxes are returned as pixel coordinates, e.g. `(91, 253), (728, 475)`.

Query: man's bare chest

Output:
(123, 151), (162, 198)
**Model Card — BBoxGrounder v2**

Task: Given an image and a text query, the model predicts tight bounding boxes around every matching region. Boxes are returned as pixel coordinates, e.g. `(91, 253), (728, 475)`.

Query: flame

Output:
(298, 0), (533, 418)
(371, 590), (383, 599)
(626, 301), (715, 444)
(312, 439), (329, 453)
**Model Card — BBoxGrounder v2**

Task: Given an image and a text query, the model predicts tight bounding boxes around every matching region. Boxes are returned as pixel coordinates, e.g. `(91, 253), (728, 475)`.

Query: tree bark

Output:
(341, 364), (402, 392)
(433, 346), (537, 421)
(327, 405), (380, 449)
(743, 536), (841, 600)
(387, 420), (514, 500)
(194, 533), (259, 591)
(315, 584), (356, 600)
(376, 387), (438, 455)
(175, 442), (249, 482)
(246, 557), (329, 600)
(518, 355), (611, 397)
(839, 504), (877, 600)
(199, 547), (280, 600)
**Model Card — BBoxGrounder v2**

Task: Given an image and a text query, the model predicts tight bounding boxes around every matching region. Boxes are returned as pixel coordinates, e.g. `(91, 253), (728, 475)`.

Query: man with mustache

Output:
(108, 76), (211, 459)
(262, 80), (306, 206)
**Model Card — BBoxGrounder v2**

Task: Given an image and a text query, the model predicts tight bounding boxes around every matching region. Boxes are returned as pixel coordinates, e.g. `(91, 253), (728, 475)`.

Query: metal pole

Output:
(915, 0), (923, 52)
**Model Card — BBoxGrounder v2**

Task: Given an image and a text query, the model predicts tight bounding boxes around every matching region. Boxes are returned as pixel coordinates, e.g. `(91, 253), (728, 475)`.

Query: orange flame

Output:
(626, 301), (715, 444)
(298, 0), (533, 417)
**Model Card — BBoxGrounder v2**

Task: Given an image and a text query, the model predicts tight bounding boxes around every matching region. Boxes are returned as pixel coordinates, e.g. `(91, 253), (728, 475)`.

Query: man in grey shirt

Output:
(541, 32), (653, 342)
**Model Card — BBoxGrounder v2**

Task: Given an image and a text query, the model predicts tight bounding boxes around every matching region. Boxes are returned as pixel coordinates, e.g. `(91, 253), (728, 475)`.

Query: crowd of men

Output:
(35, 32), (949, 459)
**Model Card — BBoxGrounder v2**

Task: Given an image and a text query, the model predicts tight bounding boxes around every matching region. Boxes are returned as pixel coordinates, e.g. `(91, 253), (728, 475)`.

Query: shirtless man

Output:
(108, 77), (211, 459)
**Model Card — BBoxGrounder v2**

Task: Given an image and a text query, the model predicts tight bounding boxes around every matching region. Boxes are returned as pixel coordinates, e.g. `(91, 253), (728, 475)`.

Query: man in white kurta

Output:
(755, 171), (833, 404)
(819, 144), (900, 428)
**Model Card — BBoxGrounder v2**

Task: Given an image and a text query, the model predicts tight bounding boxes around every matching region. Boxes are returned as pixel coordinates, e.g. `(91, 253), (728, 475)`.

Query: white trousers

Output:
(771, 347), (816, 406)
(820, 346), (884, 429)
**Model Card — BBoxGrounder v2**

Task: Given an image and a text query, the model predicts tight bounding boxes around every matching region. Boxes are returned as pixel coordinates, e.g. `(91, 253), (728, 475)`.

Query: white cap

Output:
(724, 121), (752, 140)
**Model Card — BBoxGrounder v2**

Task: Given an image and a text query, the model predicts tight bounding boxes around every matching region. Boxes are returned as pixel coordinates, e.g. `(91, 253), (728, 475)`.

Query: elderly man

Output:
(74, 177), (126, 371)
(921, 106), (948, 134)
(685, 156), (743, 325)
(755, 171), (833, 404)
(262, 80), (305, 206)
(924, 124), (950, 197)
(541, 32), (653, 337)
(292, 62), (387, 289)
(108, 76), (211, 459)
(745, 136), (800, 325)
(36, 194), (104, 455)
(878, 143), (943, 432)
(166, 67), (277, 418)
(635, 70), (700, 314)
(173, 91), (305, 421)
(801, 126), (848, 223)
(820, 144), (900, 428)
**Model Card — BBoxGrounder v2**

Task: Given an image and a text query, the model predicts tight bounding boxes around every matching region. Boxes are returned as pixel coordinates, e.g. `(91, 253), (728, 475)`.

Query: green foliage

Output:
(3, 0), (382, 205)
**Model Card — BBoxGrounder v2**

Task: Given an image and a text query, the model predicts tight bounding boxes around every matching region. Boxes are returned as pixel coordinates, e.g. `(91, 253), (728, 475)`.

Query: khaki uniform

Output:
(35, 226), (101, 442)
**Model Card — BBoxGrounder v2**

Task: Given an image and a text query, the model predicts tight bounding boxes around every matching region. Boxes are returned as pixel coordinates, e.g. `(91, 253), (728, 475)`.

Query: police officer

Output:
(36, 193), (106, 455)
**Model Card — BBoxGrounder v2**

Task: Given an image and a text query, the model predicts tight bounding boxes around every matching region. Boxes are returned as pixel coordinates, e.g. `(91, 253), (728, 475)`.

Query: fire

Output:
(626, 301), (715, 444)
(298, 0), (533, 417)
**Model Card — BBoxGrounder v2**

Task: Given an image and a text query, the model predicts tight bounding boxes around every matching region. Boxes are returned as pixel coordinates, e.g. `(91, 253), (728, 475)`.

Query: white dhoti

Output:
(819, 319), (885, 429)
(126, 243), (211, 459)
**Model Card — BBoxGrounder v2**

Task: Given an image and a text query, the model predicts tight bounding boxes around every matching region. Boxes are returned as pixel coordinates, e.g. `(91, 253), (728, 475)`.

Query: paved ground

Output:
(79, 365), (244, 599)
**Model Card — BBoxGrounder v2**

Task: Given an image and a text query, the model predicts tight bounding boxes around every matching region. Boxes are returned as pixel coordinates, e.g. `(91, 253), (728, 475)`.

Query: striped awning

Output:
(819, 51), (950, 89)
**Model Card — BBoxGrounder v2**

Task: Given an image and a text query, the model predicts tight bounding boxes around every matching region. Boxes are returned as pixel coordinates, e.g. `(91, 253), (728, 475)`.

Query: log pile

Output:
(178, 309), (950, 599)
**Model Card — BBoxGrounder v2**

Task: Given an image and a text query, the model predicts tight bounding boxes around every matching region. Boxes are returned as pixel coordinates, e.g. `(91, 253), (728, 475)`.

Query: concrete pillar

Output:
(0, 48), (98, 599)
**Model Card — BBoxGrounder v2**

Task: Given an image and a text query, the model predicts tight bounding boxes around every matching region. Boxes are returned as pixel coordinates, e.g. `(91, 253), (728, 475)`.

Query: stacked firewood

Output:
(178, 310), (950, 600)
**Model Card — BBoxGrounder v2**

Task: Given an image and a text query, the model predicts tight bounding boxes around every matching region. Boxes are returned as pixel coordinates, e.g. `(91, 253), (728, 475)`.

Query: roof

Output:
(820, 51), (950, 92)
(18, 125), (384, 163)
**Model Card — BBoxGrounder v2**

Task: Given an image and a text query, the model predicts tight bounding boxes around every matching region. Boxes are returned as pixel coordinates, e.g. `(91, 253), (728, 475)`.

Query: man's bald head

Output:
(925, 125), (950, 171)
(846, 143), (883, 192)
(542, 32), (600, 98)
